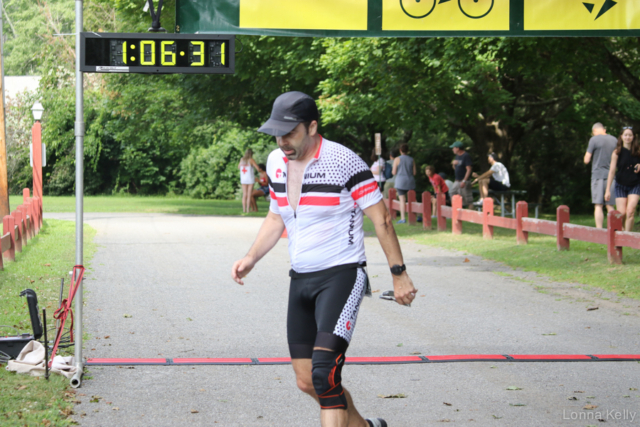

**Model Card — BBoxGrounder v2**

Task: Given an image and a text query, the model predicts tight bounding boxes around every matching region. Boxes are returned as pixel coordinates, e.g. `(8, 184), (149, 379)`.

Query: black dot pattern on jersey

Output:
(303, 141), (372, 190)
(333, 269), (366, 343)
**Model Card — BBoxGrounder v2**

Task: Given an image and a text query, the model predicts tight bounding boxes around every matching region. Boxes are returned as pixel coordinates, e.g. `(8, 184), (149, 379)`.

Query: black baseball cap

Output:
(258, 91), (319, 137)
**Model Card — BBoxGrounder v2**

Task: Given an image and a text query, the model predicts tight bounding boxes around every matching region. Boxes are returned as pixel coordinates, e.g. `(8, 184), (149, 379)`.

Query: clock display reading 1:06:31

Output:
(80, 33), (235, 74)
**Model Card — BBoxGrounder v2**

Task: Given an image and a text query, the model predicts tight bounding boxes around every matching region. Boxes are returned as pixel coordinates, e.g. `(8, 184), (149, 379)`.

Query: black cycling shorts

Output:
(287, 264), (368, 359)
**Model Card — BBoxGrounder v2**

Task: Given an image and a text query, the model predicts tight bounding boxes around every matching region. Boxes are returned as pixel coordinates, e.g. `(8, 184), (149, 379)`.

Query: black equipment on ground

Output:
(0, 289), (43, 360)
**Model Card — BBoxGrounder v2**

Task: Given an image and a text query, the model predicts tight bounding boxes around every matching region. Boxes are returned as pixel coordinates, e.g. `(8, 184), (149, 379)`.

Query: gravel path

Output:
(46, 213), (640, 426)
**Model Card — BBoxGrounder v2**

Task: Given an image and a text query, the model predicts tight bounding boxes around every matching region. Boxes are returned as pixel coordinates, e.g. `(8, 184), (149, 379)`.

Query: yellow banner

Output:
(383, 0), (509, 31)
(239, 0), (368, 30)
(525, 0), (640, 31)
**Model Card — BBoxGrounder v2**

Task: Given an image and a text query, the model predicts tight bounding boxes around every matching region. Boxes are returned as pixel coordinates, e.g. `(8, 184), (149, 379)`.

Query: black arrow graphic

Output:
(596, 0), (617, 20)
(583, 2), (595, 13)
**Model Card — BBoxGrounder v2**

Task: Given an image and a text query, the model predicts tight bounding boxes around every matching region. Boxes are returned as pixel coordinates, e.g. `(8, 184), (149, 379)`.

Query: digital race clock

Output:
(80, 33), (235, 74)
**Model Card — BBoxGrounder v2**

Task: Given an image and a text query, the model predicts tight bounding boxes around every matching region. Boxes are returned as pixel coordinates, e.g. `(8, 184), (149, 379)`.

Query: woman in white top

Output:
(239, 149), (262, 213)
(370, 150), (386, 191)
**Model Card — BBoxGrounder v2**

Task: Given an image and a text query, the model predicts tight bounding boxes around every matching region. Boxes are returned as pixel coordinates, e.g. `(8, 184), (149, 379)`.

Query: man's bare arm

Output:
(363, 200), (417, 306)
(231, 211), (285, 284)
(472, 169), (493, 184)
(584, 152), (592, 165)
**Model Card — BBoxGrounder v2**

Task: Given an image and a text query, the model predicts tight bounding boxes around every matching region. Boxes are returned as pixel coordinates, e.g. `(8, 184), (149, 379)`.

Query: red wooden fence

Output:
(0, 189), (43, 270)
(385, 190), (640, 265)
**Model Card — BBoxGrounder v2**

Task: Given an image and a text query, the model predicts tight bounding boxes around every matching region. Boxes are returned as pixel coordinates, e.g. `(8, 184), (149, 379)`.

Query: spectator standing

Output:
(426, 165), (449, 217)
(471, 152), (510, 205)
(604, 127), (640, 231)
(585, 122), (617, 228)
(370, 150), (386, 191)
(251, 163), (269, 212)
(383, 149), (398, 198)
(392, 144), (416, 224)
(449, 141), (473, 209)
(239, 149), (262, 214)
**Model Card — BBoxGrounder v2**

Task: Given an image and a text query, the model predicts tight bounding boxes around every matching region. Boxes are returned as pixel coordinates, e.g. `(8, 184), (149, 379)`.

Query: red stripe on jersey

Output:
(314, 136), (324, 159)
(270, 190), (277, 199)
(299, 196), (340, 206)
(351, 181), (378, 201)
(277, 196), (289, 207)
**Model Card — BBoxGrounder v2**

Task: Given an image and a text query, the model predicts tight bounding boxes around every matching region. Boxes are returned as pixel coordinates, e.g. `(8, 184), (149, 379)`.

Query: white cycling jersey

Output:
(268, 137), (382, 273)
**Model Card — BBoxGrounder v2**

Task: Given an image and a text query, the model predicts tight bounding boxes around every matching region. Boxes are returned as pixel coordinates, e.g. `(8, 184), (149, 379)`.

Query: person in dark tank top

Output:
(604, 127), (640, 231)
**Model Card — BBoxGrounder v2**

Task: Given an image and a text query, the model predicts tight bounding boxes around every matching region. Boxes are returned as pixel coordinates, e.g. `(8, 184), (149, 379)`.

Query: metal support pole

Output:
(70, 0), (84, 389)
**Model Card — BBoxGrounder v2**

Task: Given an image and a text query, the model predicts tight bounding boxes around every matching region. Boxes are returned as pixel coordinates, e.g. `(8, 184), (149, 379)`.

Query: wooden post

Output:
(0, 51), (9, 219)
(483, 197), (494, 240)
(422, 191), (432, 230)
(30, 197), (38, 234)
(388, 188), (397, 220)
(407, 190), (417, 226)
(24, 202), (34, 239)
(607, 210), (623, 264)
(516, 201), (529, 245)
(16, 206), (27, 241)
(437, 192), (447, 232)
(2, 215), (15, 262)
(452, 194), (463, 235)
(23, 188), (29, 204)
(556, 205), (570, 251)
(11, 210), (22, 253)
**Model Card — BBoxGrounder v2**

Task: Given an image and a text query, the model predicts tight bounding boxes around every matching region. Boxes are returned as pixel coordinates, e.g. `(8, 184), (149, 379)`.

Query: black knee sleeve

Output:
(312, 350), (348, 410)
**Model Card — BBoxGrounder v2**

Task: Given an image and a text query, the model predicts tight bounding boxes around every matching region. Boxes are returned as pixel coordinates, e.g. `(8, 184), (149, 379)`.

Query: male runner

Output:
(231, 91), (417, 427)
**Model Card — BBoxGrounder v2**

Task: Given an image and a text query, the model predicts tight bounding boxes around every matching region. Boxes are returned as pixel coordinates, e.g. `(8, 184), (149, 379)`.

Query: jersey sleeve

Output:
(266, 155), (281, 215)
(344, 152), (383, 210)
(586, 138), (596, 154)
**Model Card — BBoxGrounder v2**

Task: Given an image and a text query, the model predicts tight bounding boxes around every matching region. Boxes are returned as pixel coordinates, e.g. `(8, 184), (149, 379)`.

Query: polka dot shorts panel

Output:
(333, 268), (367, 343)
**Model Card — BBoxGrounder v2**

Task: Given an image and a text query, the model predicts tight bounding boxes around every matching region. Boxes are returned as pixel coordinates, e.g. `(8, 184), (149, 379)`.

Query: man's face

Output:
(277, 122), (317, 161)
(452, 147), (460, 155)
(488, 155), (495, 165)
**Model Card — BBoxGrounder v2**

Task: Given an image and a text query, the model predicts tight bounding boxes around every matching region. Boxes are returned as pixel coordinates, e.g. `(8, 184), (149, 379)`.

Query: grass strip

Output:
(17, 195), (270, 216)
(0, 219), (96, 426)
(369, 216), (640, 300)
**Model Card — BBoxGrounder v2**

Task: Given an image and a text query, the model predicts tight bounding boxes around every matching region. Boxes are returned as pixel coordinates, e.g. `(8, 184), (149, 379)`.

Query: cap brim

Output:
(258, 119), (300, 137)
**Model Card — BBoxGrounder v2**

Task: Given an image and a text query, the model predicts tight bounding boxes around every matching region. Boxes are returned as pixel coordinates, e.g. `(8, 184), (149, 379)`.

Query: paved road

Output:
(46, 213), (640, 426)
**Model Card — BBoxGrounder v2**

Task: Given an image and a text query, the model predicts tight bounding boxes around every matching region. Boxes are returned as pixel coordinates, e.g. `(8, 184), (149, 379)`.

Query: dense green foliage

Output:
(5, 1), (640, 210)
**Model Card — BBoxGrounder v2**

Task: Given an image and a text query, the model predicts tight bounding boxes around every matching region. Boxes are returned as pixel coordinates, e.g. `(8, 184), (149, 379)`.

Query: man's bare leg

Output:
(594, 204), (605, 228)
(398, 194), (406, 221)
(479, 179), (489, 199)
(291, 357), (368, 427)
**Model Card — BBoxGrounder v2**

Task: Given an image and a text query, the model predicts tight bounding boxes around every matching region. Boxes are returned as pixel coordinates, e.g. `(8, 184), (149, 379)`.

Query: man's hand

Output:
(392, 272), (417, 306)
(231, 255), (257, 285)
(604, 190), (610, 202)
(635, 163), (640, 174)
(460, 181), (466, 188)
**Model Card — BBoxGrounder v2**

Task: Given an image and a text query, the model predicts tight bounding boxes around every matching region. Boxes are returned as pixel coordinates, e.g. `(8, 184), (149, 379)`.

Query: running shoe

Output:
(366, 418), (388, 427)
(472, 199), (484, 207)
(397, 219), (406, 224)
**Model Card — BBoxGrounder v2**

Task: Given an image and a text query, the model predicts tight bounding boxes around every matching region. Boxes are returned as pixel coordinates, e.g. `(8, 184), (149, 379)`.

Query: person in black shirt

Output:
(449, 141), (473, 208)
(604, 127), (640, 231)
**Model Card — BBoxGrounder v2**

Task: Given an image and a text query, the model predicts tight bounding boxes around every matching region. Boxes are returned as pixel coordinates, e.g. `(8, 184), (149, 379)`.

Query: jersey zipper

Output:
(287, 156), (317, 269)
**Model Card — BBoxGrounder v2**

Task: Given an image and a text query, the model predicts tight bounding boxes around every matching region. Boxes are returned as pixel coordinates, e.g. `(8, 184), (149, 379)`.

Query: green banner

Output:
(176, 0), (640, 37)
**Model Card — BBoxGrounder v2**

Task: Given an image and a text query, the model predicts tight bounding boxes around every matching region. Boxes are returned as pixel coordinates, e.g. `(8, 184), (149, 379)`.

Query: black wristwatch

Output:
(390, 264), (406, 276)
